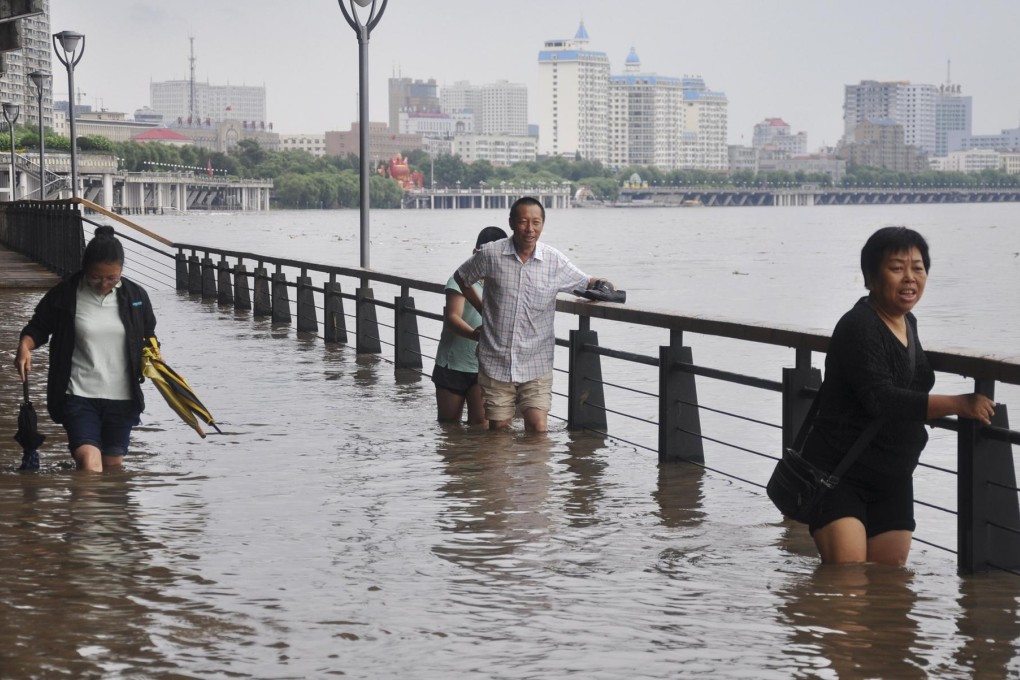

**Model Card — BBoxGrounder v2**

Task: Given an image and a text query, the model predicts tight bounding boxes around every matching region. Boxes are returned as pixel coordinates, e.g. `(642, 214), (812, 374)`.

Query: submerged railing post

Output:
(233, 262), (251, 311)
(271, 265), (292, 324)
(201, 254), (217, 300)
(355, 282), (381, 354)
(253, 263), (271, 317)
(175, 250), (188, 290)
(568, 316), (607, 432)
(324, 274), (348, 344)
(782, 348), (821, 450)
(393, 286), (421, 370)
(958, 379), (1020, 573)
(296, 270), (318, 333)
(658, 329), (704, 464)
(187, 251), (201, 294)
(217, 257), (233, 305)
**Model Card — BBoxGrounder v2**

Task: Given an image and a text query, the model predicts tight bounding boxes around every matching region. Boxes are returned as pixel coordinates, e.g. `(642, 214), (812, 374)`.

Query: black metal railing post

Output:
(217, 257), (233, 304)
(187, 252), (202, 294)
(324, 274), (348, 344)
(233, 262), (251, 310)
(271, 265), (292, 324)
(393, 286), (421, 369)
(659, 329), (704, 464)
(296, 270), (318, 333)
(201, 254), (217, 300)
(356, 284), (381, 354)
(175, 250), (188, 290)
(958, 379), (1020, 573)
(253, 263), (271, 317)
(781, 348), (822, 450)
(568, 316), (607, 432)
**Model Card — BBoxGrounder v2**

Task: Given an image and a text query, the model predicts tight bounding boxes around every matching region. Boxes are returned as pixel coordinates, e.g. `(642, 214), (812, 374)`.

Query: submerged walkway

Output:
(0, 244), (60, 288)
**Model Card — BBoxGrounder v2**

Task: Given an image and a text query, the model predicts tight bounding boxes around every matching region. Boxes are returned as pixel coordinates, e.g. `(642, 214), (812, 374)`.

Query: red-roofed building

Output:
(132, 128), (194, 147)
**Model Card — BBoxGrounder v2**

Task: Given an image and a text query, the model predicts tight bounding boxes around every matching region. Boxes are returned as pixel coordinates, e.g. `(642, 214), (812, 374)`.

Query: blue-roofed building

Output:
(537, 21), (610, 162)
(608, 49), (728, 171)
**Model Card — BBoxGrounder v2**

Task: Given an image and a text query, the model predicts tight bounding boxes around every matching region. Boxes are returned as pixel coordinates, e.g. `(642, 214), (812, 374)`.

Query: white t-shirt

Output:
(68, 280), (133, 400)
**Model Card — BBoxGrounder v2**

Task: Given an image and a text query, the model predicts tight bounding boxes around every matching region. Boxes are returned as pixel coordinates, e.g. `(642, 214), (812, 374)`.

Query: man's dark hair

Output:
(509, 196), (545, 223)
(860, 226), (930, 287)
(82, 225), (125, 268)
(475, 226), (508, 249)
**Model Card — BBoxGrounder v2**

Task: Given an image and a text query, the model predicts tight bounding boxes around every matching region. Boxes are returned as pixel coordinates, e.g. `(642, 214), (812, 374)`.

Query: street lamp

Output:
(28, 71), (50, 200)
(337, 0), (388, 270)
(53, 30), (85, 199)
(2, 102), (19, 201)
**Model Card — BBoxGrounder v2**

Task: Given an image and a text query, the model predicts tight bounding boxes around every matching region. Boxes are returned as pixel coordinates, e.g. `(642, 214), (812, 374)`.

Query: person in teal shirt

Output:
(432, 226), (507, 425)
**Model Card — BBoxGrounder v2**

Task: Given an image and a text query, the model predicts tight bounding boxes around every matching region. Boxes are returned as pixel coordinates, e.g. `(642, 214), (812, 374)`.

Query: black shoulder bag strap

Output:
(793, 321), (918, 488)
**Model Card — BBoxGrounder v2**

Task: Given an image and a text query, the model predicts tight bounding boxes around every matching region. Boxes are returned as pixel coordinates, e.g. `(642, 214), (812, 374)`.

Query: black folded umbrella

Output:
(14, 380), (44, 471)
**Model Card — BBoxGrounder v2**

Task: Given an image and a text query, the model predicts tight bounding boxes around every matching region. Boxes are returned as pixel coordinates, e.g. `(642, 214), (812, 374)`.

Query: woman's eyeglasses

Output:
(86, 275), (121, 285)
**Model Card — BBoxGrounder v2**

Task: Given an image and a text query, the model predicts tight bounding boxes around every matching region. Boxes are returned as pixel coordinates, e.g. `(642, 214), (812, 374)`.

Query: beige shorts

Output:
(477, 370), (553, 422)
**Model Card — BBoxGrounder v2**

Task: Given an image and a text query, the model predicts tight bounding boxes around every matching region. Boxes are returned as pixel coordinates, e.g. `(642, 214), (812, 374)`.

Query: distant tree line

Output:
(5, 126), (1017, 208)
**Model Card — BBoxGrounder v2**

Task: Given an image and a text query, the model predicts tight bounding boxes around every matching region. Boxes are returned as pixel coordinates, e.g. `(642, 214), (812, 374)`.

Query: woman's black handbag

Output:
(767, 329), (914, 523)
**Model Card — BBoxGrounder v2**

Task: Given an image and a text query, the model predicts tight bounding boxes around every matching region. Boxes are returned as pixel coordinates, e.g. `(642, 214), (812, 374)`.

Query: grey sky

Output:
(51, 1), (1020, 149)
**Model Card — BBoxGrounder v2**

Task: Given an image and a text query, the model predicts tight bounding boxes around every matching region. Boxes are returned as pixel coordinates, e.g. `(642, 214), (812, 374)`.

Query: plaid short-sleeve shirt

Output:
(456, 239), (589, 383)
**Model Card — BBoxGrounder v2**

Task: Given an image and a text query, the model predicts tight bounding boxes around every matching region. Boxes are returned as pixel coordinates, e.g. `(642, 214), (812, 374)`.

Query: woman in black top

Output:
(803, 227), (995, 566)
(14, 226), (157, 472)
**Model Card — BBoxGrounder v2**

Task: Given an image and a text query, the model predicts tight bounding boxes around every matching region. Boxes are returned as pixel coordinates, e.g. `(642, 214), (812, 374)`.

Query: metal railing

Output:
(4, 198), (1020, 575)
(0, 200), (85, 276)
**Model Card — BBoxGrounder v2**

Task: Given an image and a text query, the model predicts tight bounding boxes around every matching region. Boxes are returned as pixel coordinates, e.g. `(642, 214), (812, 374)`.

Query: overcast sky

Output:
(50, 0), (1020, 149)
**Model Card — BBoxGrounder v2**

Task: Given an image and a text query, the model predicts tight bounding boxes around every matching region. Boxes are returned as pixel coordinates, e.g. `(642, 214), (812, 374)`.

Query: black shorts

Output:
(808, 473), (916, 537)
(431, 364), (478, 397)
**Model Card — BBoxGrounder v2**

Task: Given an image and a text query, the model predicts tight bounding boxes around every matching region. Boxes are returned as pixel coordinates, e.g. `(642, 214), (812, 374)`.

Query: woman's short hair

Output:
(860, 226), (930, 287)
(82, 225), (125, 269)
(475, 226), (508, 249)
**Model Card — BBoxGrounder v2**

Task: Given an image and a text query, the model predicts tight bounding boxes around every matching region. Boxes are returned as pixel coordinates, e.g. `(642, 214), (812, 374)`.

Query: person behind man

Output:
(454, 196), (608, 432)
(432, 225), (508, 426)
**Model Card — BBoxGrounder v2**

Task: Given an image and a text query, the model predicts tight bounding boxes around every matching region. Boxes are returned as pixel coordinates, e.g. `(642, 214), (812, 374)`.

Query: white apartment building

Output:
(0, 0), (53, 128)
(398, 110), (474, 137)
(607, 49), (683, 170)
(935, 84), (971, 157)
(537, 22), (610, 162)
(280, 133), (326, 157)
(1000, 152), (1020, 175)
(930, 148), (1003, 173)
(151, 80), (267, 125)
(843, 80), (936, 155)
(441, 80), (528, 137)
(752, 118), (807, 155)
(679, 76), (729, 171)
(452, 134), (537, 166)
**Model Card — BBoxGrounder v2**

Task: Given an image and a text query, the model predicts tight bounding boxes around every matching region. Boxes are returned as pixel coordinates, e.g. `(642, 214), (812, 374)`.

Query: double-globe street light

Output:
(337, 0), (387, 271)
(28, 71), (50, 200)
(53, 30), (85, 199)
(2, 102), (19, 201)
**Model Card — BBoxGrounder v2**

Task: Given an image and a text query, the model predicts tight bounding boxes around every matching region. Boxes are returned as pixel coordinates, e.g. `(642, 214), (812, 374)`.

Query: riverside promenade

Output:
(2, 202), (1020, 677)
(0, 244), (59, 288)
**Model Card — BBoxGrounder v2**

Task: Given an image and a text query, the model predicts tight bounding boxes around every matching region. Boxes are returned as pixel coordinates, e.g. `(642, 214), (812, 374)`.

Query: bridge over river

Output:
(618, 185), (1020, 207)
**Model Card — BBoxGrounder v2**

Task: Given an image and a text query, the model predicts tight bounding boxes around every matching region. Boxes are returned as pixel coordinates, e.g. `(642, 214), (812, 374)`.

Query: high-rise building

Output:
(0, 0), (53, 128)
(388, 77), (440, 131)
(843, 80), (936, 155)
(752, 118), (807, 155)
(150, 80), (267, 126)
(607, 48), (683, 170)
(935, 83), (971, 157)
(440, 80), (528, 137)
(840, 118), (927, 172)
(537, 21), (610, 162)
(679, 76), (729, 171)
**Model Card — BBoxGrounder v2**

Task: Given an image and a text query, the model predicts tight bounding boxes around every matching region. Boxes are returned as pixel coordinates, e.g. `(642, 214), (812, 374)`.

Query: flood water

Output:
(1, 204), (1019, 677)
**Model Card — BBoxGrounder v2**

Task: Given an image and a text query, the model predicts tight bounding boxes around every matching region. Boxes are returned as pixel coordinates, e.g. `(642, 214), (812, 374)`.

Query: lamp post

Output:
(337, 0), (387, 271)
(53, 30), (85, 199)
(2, 103), (19, 201)
(28, 71), (50, 200)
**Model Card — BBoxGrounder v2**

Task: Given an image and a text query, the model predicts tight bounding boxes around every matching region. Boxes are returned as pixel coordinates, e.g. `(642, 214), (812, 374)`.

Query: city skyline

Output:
(50, 0), (1020, 149)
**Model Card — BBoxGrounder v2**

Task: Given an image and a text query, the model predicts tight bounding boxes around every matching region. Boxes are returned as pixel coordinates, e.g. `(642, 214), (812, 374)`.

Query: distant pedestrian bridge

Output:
(619, 185), (1020, 208)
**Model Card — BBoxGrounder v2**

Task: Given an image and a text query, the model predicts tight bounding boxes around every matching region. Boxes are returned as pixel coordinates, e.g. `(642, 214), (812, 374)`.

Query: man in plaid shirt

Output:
(455, 196), (606, 432)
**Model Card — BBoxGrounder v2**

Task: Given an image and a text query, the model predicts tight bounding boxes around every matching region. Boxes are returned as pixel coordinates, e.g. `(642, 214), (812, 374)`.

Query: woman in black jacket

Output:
(15, 226), (157, 471)
(802, 227), (995, 566)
